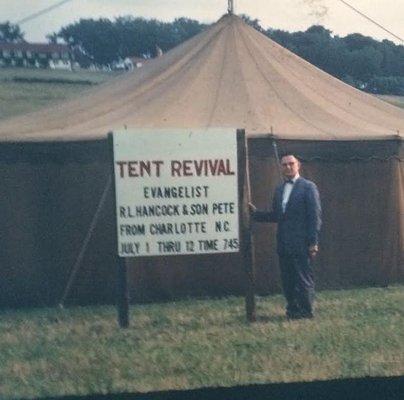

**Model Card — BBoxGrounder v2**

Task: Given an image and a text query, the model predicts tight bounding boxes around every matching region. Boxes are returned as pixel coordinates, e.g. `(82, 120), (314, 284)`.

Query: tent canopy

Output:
(0, 14), (403, 142)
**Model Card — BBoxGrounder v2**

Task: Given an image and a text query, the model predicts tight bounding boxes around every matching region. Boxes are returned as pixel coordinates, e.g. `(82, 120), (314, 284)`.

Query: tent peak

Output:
(217, 12), (243, 25)
(228, 0), (234, 14)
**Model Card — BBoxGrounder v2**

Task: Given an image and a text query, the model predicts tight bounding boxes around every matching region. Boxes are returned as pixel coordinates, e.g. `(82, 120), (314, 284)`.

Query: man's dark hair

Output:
(280, 153), (299, 161)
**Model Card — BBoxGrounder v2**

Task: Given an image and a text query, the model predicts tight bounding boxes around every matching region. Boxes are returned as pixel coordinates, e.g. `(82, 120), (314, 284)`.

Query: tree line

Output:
(240, 15), (404, 95)
(267, 24), (404, 95)
(51, 16), (208, 65)
(1, 16), (403, 95)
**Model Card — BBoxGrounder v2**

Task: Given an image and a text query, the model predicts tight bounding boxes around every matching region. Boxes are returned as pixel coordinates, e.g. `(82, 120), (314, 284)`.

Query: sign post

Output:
(237, 129), (256, 322)
(108, 132), (129, 328)
(110, 128), (255, 326)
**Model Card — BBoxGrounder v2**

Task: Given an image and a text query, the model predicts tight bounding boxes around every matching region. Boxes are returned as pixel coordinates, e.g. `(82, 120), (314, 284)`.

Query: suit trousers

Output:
(278, 253), (315, 316)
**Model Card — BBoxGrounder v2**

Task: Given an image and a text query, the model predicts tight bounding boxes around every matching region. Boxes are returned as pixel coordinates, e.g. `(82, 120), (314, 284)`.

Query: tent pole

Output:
(271, 136), (283, 181)
(59, 174), (112, 308)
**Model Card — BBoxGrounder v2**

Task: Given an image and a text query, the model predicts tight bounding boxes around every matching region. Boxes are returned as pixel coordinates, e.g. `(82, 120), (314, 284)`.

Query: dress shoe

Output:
(286, 311), (314, 320)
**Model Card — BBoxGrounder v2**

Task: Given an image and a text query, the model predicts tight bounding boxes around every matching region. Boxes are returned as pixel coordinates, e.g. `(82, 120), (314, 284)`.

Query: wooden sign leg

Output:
(244, 227), (256, 323)
(237, 129), (256, 323)
(108, 132), (130, 328)
(117, 256), (129, 328)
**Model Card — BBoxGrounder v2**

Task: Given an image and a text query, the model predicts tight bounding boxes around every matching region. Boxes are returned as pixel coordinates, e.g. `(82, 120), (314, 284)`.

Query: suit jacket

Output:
(254, 177), (322, 255)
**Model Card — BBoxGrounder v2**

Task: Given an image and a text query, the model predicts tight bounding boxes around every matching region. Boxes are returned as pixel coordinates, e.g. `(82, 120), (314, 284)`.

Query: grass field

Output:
(0, 68), (119, 121)
(0, 285), (403, 399)
(377, 95), (404, 109)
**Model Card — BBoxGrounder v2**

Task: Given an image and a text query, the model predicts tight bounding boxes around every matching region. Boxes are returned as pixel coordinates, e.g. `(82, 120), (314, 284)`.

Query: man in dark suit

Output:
(250, 154), (322, 319)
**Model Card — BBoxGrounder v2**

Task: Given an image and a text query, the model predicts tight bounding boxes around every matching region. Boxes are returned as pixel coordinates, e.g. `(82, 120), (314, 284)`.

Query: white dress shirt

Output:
(282, 174), (300, 213)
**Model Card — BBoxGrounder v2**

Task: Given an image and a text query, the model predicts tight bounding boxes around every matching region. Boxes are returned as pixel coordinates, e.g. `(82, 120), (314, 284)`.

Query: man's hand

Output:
(248, 202), (257, 214)
(248, 202), (257, 219)
(309, 244), (319, 259)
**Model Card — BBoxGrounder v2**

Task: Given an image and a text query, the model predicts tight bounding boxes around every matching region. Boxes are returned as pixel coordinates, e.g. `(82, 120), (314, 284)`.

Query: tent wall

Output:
(249, 139), (403, 294)
(0, 141), (247, 307)
(0, 142), (117, 307)
(0, 139), (402, 308)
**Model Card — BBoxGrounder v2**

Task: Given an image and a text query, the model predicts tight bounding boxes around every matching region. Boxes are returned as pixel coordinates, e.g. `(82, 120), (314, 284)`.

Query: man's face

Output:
(281, 155), (300, 179)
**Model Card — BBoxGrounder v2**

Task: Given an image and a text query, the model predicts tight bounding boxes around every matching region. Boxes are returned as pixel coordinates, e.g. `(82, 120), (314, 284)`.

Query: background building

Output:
(0, 42), (73, 69)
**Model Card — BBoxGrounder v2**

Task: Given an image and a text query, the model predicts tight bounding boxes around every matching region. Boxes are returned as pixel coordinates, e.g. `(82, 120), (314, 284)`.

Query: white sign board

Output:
(112, 129), (240, 257)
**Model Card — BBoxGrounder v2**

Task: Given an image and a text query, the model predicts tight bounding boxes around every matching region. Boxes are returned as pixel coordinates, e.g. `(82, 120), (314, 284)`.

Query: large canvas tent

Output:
(1, 14), (403, 307)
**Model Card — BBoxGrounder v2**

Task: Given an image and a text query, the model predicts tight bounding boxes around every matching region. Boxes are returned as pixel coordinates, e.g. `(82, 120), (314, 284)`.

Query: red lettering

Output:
(139, 161), (151, 177)
(208, 159), (219, 175)
(169, 159), (235, 177)
(116, 161), (126, 178)
(183, 160), (193, 176)
(217, 159), (226, 175)
(116, 160), (165, 178)
(194, 160), (204, 176)
(153, 161), (164, 177)
(171, 160), (182, 176)
(226, 159), (235, 175)
(128, 161), (139, 177)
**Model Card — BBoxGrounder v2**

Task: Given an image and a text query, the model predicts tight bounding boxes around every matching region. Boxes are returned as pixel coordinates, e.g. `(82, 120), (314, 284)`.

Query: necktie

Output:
(285, 179), (294, 184)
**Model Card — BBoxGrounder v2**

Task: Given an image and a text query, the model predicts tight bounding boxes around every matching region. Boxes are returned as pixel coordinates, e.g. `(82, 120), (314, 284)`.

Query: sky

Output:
(1, 0), (403, 45)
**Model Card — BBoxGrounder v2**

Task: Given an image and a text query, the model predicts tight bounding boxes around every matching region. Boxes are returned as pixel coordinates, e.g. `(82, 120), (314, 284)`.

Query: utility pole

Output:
(228, 0), (234, 14)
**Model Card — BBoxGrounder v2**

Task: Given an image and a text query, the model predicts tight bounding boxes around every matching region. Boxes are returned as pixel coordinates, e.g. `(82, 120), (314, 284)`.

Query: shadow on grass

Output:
(234, 313), (287, 325)
(255, 314), (286, 324)
(40, 376), (404, 400)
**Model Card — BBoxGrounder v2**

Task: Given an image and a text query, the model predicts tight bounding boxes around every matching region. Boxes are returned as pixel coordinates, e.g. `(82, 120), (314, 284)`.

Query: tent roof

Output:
(0, 14), (403, 142)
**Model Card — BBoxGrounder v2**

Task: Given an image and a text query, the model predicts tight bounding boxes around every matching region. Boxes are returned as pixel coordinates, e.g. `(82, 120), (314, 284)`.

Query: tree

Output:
(57, 18), (122, 65)
(345, 46), (383, 81)
(343, 33), (377, 51)
(239, 14), (264, 33)
(267, 24), (403, 94)
(271, 26), (347, 79)
(367, 76), (404, 95)
(54, 16), (208, 64)
(0, 21), (24, 43)
(46, 32), (59, 44)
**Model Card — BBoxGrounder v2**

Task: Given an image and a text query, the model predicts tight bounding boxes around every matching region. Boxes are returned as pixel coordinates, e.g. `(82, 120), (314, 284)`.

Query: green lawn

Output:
(0, 67), (119, 121)
(0, 67), (117, 83)
(377, 95), (404, 109)
(0, 285), (403, 399)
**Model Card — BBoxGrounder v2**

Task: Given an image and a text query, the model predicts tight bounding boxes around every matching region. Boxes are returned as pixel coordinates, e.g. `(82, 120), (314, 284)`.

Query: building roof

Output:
(0, 42), (70, 53)
(129, 56), (149, 63)
(0, 14), (403, 142)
